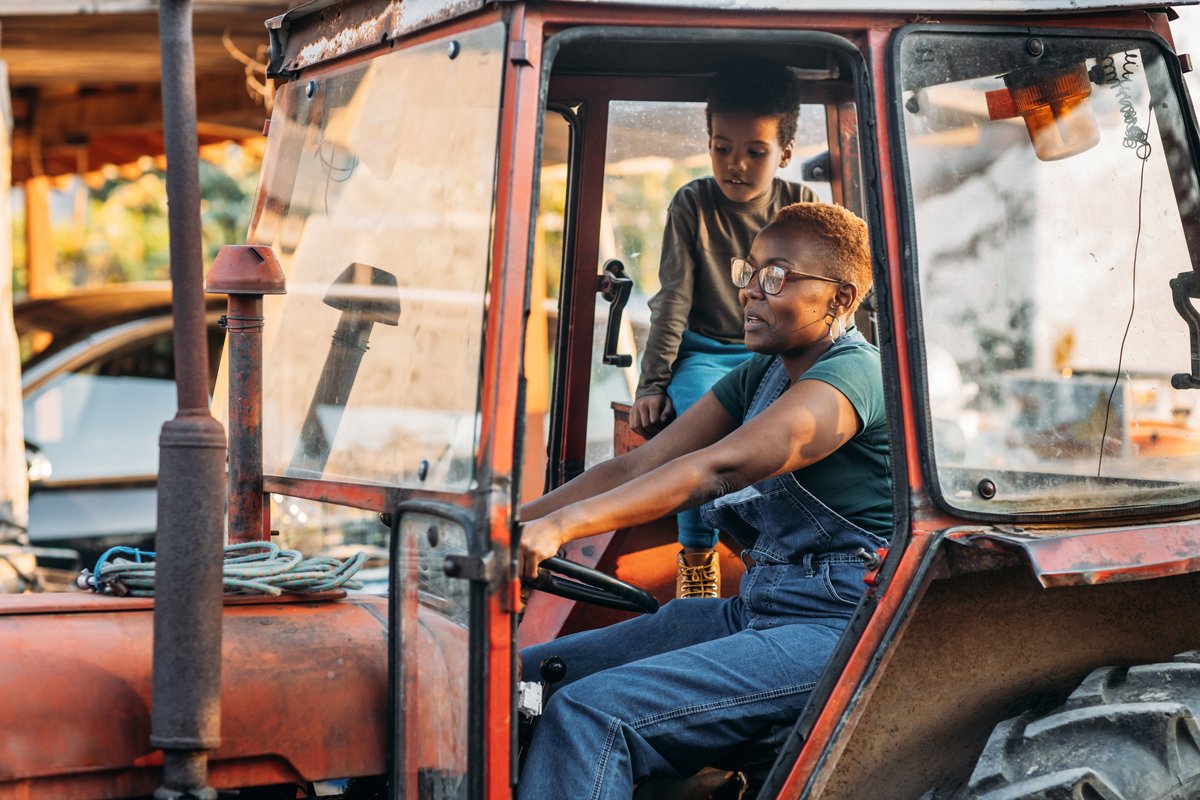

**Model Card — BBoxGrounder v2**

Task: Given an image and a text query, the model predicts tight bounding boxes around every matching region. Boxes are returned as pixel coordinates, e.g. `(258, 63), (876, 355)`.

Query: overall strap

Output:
(745, 358), (792, 422)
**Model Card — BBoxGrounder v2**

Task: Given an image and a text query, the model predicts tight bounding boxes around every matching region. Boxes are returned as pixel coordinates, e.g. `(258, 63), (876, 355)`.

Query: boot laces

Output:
(678, 559), (719, 599)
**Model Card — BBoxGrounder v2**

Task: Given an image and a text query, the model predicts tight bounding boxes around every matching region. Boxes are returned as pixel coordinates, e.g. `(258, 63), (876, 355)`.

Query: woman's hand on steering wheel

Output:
(519, 517), (567, 581)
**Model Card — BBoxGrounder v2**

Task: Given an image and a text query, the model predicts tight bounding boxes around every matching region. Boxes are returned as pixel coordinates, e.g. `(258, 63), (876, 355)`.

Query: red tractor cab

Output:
(5, 1), (1200, 799)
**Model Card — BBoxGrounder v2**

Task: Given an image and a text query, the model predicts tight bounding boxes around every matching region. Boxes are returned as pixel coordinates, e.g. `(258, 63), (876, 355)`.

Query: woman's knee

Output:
(544, 671), (629, 727)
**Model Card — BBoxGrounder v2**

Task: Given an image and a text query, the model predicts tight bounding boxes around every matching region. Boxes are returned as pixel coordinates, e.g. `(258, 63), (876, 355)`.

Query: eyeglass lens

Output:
(731, 259), (785, 295)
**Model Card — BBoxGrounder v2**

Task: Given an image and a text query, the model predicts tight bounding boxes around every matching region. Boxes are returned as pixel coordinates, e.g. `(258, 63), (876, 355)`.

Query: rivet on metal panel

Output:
(306, 79), (318, 98)
(978, 478), (997, 500)
(1025, 38), (1044, 58)
(447, 40), (460, 60)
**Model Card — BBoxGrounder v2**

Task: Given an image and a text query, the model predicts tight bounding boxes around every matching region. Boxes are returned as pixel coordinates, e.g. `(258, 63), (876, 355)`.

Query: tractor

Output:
(4, 0), (1200, 798)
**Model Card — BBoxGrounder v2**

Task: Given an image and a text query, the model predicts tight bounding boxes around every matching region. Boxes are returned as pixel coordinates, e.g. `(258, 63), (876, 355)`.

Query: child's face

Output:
(708, 112), (793, 204)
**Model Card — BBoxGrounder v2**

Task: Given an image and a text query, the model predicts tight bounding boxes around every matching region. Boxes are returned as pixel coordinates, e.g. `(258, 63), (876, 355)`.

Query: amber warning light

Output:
(986, 63), (1100, 161)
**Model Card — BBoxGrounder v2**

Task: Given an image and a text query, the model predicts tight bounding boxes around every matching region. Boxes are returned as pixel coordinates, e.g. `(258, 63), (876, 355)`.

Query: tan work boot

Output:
(676, 549), (720, 599)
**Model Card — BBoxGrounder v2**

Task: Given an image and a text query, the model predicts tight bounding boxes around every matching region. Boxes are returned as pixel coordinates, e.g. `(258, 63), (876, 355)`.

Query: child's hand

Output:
(630, 394), (675, 438)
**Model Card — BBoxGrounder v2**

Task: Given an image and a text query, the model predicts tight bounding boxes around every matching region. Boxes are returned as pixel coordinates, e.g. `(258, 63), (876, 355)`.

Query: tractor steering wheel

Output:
(525, 556), (659, 615)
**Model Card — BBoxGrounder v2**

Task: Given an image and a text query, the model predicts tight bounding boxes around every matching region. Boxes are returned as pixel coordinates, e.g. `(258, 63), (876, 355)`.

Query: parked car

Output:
(16, 283), (225, 566)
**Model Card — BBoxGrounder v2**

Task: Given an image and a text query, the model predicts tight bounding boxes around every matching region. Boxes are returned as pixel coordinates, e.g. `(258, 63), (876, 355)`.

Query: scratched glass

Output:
(234, 25), (506, 492)
(899, 32), (1200, 515)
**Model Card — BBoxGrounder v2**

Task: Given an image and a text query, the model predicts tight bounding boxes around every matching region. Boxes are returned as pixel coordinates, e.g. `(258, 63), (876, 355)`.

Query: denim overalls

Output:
(519, 336), (890, 800)
(701, 340), (889, 628)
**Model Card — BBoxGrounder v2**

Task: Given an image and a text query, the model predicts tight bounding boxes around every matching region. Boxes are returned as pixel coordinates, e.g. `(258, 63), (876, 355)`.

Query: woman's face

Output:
(740, 226), (843, 355)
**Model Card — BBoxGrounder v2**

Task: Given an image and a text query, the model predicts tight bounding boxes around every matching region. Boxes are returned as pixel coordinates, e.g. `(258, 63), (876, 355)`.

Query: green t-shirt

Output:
(710, 343), (893, 538)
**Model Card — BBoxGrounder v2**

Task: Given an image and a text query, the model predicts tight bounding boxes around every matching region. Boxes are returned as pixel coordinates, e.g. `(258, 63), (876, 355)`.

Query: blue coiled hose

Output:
(81, 542), (367, 597)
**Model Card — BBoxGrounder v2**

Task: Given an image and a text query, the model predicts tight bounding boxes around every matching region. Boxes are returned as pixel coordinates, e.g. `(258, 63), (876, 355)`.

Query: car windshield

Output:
(898, 30), (1200, 516)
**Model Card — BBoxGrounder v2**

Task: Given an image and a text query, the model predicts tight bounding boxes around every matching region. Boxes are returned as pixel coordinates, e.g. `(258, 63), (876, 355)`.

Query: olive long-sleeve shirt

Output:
(636, 176), (817, 399)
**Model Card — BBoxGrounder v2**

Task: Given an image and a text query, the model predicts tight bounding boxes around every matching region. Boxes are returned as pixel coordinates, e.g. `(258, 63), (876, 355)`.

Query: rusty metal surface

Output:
(808, 565), (1200, 799)
(270, 0), (487, 75)
(545, 0), (1193, 8)
(209, 245), (287, 545)
(0, 595), (464, 799)
(155, 3), (230, 796)
(206, 245), (286, 295)
(222, 293), (268, 544)
(960, 521), (1200, 588)
(262, 474), (471, 514)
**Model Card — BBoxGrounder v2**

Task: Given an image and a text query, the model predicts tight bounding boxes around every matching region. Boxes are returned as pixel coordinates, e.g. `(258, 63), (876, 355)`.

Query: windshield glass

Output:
(241, 24), (506, 491)
(898, 30), (1200, 516)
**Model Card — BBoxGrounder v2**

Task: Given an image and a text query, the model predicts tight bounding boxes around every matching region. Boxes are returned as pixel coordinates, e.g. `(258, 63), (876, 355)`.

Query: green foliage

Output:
(11, 143), (262, 296)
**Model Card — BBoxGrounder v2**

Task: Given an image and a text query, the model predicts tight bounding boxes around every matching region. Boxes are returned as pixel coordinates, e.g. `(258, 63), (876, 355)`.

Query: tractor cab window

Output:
(584, 99), (835, 468)
(898, 30), (1200, 517)
(540, 47), (867, 485)
(245, 24), (507, 492)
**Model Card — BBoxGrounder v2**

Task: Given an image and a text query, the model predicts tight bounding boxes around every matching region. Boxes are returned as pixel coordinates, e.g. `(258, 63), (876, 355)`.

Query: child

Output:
(629, 58), (817, 598)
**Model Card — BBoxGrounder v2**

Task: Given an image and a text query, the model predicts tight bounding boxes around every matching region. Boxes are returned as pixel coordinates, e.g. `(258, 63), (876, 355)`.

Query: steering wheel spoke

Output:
(526, 556), (659, 615)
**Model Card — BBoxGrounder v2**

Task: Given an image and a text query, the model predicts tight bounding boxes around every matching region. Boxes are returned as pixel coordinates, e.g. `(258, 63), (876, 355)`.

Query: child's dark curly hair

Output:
(705, 58), (802, 147)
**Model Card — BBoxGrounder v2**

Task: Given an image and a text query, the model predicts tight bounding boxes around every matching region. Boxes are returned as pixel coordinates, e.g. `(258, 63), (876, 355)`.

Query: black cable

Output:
(1098, 93), (1153, 478)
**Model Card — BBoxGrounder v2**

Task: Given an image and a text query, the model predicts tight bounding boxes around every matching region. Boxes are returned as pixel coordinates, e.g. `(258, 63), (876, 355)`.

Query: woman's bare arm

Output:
(518, 379), (860, 578)
(519, 392), (739, 522)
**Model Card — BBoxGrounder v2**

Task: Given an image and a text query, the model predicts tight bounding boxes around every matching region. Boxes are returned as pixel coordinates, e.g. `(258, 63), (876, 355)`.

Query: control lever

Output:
(598, 259), (633, 368)
(516, 656), (567, 723)
(1171, 271), (1200, 389)
(517, 656), (568, 762)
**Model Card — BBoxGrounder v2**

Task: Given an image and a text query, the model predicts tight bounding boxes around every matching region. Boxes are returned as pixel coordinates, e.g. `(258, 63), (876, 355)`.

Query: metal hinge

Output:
(444, 550), (500, 585)
(508, 40), (531, 66)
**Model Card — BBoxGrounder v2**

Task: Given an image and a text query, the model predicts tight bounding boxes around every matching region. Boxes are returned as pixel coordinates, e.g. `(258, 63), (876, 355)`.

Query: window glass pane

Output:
(393, 510), (470, 797)
(588, 100), (831, 467)
(247, 24), (506, 491)
(900, 32), (1200, 514)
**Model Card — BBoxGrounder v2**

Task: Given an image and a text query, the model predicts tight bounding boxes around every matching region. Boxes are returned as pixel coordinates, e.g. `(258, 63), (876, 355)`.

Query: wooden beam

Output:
(23, 175), (53, 298)
(1, 12), (276, 86)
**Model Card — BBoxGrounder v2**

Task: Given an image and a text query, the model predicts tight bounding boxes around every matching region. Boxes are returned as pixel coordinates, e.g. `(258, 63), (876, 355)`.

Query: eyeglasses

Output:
(730, 257), (845, 296)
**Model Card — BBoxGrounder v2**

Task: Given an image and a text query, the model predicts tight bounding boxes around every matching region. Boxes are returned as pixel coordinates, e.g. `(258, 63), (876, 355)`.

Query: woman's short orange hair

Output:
(770, 202), (873, 303)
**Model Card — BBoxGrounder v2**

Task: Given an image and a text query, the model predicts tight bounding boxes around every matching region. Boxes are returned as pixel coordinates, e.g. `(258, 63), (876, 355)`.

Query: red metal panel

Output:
(964, 521), (1200, 587)
(778, 530), (941, 799)
(0, 594), (466, 800)
(481, 6), (547, 798)
(553, 85), (609, 486)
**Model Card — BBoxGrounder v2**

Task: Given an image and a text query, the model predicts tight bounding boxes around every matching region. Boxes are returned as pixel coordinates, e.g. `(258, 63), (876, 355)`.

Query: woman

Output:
(517, 202), (892, 799)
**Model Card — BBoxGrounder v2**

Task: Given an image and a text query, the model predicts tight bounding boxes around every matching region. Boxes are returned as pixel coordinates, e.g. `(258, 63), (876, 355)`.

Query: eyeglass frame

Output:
(730, 256), (848, 296)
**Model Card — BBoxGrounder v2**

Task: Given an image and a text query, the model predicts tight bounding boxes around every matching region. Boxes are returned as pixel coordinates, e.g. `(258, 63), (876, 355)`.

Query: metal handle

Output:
(597, 259), (633, 368)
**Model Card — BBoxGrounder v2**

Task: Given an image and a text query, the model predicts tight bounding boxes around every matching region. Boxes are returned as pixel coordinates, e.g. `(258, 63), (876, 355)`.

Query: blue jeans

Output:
(665, 331), (752, 549)
(517, 560), (864, 799)
(518, 344), (890, 798)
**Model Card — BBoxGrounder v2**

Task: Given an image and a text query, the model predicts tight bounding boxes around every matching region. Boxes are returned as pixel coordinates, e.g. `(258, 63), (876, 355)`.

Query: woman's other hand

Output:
(519, 517), (568, 581)
(630, 394), (675, 438)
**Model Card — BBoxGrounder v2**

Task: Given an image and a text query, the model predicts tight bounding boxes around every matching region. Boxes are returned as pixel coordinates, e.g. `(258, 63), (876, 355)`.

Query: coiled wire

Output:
(80, 542), (367, 597)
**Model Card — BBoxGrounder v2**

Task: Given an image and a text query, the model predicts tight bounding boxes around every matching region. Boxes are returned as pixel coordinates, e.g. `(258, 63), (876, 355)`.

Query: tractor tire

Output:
(962, 652), (1200, 800)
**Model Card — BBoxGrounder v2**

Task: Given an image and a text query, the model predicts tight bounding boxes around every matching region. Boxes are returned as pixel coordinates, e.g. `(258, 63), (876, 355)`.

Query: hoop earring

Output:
(829, 315), (846, 344)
